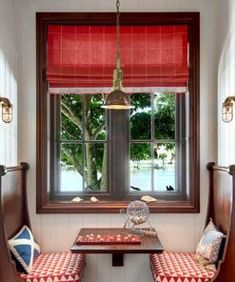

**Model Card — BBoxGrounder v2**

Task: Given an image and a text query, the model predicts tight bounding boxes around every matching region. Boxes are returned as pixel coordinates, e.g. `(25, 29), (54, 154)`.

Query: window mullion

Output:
(175, 93), (187, 194)
(82, 96), (86, 192)
(151, 93), (155, 192)
(108, 110), (129, 200)
(50, 94), (61, 198)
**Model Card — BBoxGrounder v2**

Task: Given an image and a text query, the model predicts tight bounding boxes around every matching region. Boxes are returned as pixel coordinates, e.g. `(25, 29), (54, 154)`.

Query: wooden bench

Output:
(0, 163), (86, 282)
(150, 162), (235, 282)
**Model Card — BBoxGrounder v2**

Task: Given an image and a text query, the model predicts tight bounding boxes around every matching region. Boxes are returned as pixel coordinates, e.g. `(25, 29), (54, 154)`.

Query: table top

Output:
(71, 228), (164, 254)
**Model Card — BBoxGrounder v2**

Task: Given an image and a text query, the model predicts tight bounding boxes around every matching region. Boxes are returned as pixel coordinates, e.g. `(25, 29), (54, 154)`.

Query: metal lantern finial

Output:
(102, 0), (133, 110)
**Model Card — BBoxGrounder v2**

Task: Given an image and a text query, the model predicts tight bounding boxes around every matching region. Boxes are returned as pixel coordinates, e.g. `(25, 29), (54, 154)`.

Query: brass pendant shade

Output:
(102, 89), (133, 110)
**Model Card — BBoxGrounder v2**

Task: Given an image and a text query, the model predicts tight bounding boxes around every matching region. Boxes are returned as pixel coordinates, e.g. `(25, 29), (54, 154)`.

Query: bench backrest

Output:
(0, 163), (30, 282)
(207, 163), (235, 282)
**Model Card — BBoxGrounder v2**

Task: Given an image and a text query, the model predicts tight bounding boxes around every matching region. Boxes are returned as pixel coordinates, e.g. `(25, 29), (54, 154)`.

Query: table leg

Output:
(112, 253), (124, 266)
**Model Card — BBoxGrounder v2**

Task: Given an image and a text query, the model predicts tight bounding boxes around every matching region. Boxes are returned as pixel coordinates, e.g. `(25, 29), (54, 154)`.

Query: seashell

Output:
(90, 196), (99, 203)
(141, 195), (158, 203)
(130, 215), (146, 225)
(71, 197), (83, 202)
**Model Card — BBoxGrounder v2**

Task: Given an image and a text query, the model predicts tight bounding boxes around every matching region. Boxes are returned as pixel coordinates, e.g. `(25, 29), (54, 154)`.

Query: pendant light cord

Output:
(113, 0), (123, 90)
(116, 0), (121, 70)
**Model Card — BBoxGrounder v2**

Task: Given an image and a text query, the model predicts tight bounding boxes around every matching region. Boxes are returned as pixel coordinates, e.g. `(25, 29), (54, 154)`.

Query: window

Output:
(50, 93), (108, 200)
(129, 92), (186, 198)
(36, 13), (199, 213)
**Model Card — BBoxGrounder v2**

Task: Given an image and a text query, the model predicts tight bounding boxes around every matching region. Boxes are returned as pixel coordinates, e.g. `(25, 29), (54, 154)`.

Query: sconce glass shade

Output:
(2, 103), (13, 123)
(102, 89), (134, 110)
(0, 97), (13, 123)
(222, 96), (235, 123)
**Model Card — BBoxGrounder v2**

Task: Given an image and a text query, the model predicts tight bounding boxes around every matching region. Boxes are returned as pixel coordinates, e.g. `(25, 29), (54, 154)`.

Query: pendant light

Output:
(102, 0), (134, 110)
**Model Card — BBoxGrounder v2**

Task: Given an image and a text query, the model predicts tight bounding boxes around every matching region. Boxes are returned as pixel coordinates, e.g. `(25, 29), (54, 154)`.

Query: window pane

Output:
(84, 143), (107, 192)
(130, 93), (151, 140)
(60, 143), (83, 192)
(154, 93), (176, 140)
(130, 143), (151, 191)
(61, 94), (83, 140)
(83, 94), (106, 141)
(154, 143), (176, 192)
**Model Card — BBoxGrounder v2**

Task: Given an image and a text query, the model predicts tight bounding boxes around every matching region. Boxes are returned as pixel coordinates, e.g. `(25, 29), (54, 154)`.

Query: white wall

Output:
(0, 0), (21, 165)
(18, 1), (218, 281)
(217, 0), (235, 165)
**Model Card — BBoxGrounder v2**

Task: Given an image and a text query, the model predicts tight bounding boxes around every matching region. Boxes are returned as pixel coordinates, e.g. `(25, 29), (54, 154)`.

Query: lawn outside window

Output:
(36, 12), (200, 213)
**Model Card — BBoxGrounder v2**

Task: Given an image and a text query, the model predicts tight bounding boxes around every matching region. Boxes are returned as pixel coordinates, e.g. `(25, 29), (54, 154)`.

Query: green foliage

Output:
(87, 143), (105, 173)
(61, 95), (82, 140)
(130, 143), (151, 161)
(85, 95), (106, 139)
(154, 93), (175, 140)
(130, 93), (151, 110)
(130, 111), (151, 140)
(130, 93), (176, 161)
(61, 143), (83, 174)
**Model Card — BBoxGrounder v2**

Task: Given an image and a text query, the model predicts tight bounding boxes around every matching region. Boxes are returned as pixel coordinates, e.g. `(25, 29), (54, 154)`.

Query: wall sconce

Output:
(0, 96), (13, 123)
(222, 96), (235, 123)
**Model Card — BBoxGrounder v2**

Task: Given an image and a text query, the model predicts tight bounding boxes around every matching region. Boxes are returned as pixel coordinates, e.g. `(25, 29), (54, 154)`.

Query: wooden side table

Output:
(71, 228), (164, 266)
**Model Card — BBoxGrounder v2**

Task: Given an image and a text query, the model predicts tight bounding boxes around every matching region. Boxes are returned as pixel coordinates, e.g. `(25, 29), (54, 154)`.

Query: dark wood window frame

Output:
(36, 12), (200, 213)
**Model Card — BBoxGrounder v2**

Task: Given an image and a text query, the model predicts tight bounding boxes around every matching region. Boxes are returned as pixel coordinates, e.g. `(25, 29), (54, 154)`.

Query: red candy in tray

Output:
(76, 233), (141, 245)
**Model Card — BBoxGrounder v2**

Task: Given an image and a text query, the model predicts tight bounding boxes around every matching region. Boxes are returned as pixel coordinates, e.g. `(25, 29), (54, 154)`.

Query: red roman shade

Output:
(47, 25), (189, 92)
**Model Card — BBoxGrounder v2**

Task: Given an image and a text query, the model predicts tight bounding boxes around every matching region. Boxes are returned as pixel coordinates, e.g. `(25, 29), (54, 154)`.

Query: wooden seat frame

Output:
(0, 163), (85, 282)
(207, 162), (235, 281)
(0, 163), (30, 282)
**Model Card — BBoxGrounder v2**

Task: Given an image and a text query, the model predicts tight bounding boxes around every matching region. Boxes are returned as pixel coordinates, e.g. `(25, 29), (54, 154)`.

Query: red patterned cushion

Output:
(150, 251), (216, 282)
(20, 252), (85, 282)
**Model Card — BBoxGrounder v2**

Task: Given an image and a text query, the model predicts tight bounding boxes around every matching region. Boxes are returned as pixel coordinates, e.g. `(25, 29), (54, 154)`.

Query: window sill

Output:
(36, 199), (199, 214)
